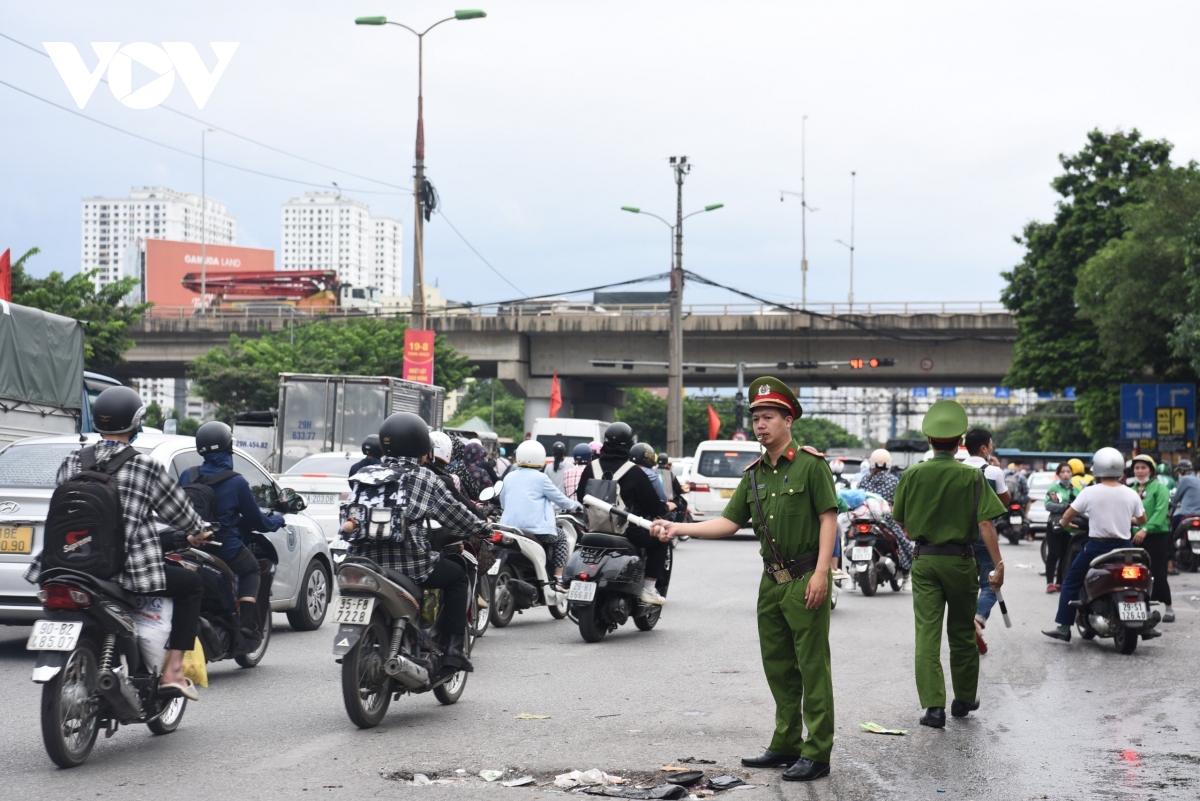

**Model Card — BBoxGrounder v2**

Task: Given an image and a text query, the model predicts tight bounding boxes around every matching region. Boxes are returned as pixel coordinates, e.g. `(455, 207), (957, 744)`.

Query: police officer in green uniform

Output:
(653, 377), (838, 781)
(892, 400), (1007, 728)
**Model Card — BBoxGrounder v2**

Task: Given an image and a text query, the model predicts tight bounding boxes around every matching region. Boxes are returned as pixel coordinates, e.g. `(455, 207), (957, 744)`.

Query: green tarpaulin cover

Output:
(0, 300), (85, 409)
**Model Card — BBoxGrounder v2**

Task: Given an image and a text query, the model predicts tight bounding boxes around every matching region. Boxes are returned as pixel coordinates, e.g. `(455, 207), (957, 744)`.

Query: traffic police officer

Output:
(653, 377), (838, 782)
(892, 400), (1006, 728)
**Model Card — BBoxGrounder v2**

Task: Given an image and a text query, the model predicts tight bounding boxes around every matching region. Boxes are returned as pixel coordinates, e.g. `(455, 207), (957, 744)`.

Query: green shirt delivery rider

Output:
(892, 400), (1007, 729)
(653, 377), (838, 783)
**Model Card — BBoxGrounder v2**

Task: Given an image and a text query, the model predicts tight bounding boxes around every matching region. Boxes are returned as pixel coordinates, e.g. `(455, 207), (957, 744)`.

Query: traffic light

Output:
(850, 358), (895, 369)
(849, 359), (865, 369)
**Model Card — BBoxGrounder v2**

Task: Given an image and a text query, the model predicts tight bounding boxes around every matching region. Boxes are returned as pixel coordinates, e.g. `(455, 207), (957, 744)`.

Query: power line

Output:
(481, 272), (673, 308)
(0, 32), (409, 192)
(435, 208), (526, 297)
(0, 78), (404, 194)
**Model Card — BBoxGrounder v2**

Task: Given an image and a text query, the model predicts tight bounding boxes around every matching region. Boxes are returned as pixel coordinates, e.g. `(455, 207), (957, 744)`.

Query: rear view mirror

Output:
(277, 487), (307, 514)
(479, 485), (499, 502)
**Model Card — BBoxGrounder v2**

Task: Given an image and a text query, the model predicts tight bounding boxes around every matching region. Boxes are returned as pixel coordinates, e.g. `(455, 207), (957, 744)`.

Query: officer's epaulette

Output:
(800, 445), (825, 458)
(743, 457), (763, 473)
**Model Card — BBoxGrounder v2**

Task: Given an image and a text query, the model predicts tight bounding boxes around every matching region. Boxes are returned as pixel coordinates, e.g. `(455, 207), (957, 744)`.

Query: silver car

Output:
(1027, 470), (1057, 534)
(0, 433), (332, 631)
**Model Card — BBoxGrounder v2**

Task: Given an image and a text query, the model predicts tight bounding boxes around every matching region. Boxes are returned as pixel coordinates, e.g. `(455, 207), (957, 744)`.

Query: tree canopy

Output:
(189, 318), (475, 418)
(8, 247), (150, 371)
(449, 379), (524, 440)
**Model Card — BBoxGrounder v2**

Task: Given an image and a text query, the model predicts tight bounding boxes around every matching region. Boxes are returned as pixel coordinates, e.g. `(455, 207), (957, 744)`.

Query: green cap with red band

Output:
(748, 376), (802, 418)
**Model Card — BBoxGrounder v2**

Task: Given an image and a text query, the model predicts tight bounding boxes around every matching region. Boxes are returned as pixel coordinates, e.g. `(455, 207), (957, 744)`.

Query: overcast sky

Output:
(5, 1), (1200, 309)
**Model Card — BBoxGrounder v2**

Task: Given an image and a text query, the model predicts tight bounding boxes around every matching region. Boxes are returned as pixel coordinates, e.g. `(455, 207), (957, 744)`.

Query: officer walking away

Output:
(182, 422), (286, 651)
(892, 400), (1006, 729)
(350, 434), (383, 479)
(654, 377), (838, 782)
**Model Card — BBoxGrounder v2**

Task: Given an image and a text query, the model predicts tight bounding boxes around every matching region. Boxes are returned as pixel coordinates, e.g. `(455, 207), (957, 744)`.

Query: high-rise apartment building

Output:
(82, 187), (236, 289)
(281, 192), (402, 296)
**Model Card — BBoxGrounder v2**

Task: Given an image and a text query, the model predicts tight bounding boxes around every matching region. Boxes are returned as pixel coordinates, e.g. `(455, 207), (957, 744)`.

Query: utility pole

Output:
(667, 156), (690, 458)
(835, 170), (856, 311)
(411, 34), (428, 331)
(780, 115), (816, 309)
(199, 127), (214, 315)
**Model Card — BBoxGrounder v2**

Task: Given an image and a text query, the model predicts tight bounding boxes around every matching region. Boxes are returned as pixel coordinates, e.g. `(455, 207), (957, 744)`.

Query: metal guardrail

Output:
(142, 300), (1008, 321)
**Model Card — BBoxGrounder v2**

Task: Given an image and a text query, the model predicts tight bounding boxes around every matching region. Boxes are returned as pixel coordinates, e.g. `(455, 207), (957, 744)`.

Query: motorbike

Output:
(994, 502), (1028, 546)
(1172, 514), (1200, 572)
(175, 538), (276, 669)
(846, 517), (904, 596)
(484, 516), (579, 627)
(564, 496), (673, 643)
(27, 566), (188, 767)
(331, 515), (486, 728)
(1068, 547), (1160, 654)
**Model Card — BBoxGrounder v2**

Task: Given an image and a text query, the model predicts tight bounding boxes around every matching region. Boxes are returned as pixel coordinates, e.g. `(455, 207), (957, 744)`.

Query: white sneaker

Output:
(639, 586), (667, 606)
(832, 568), (851, 582)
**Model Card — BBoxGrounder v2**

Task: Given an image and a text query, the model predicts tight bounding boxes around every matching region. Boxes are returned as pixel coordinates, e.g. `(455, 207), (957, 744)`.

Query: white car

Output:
(274, 452), (359, 559)
(0, 433), (333, 631)
(1027, 470), (1057, 534)
(684, 440), (763, 524)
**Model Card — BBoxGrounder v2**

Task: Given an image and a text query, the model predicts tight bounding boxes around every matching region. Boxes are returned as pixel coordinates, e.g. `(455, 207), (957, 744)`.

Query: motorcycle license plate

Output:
(568, 581), (597, 603)
(332, 596), (375, 625)
(851, 546), (872, 562)
(1118, 602), (1147, 622)
(1188, 531), (1200, 542)
(26, 620), (82, 651)
(1009, 515), (1023, 525)
(487, 560), (501, 576)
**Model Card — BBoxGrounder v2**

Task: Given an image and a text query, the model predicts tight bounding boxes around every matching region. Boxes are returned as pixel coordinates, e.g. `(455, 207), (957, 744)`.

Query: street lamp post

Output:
(835, 171), (856, 311)
(622, 162), (723, 457)
(356, 10), (486, 330)
(781, 115), (817, 309)
(200, 127), (215, 315)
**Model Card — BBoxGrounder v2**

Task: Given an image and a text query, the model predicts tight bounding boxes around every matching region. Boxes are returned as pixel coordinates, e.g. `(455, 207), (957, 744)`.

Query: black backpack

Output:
(42, 445), (139, 578)
(584, 461), (635, 534)
(182, 466), (238, 531)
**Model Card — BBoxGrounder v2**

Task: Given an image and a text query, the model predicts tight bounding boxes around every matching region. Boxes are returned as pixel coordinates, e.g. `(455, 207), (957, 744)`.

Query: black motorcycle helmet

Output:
(657, 452), (670, 468)
(361, 434), (383, 458)
(630, 442), (656, 467)
(195, 421), (233, 454)
(378, 412), (431, 458)
(572, 443), (592, 465)
(603, 421), (634, 448)
(552, 441), (566, 457)
(91, 385), (146, 434)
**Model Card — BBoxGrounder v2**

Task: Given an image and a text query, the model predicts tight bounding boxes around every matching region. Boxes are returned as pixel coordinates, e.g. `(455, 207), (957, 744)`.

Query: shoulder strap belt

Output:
(748, 462), (790, 567)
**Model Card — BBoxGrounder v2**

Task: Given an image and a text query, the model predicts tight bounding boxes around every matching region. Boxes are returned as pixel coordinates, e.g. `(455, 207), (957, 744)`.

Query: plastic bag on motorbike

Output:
(182, 637), (208, 688)
(131, 595), (173, 673)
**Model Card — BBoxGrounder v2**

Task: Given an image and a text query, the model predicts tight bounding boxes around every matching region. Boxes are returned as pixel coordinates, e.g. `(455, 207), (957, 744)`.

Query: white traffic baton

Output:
(990, 571), (1012, 628)
(581, 495), (656, 532)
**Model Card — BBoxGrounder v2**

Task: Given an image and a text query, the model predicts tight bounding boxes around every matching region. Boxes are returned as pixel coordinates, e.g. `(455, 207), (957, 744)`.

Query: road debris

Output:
(515, 713), (552, 720)
(860, 722), (908, 735)
(677, 757), (717, 764)
(554, 769), (626, 788)
(502, 776), (537, 787)
(480, 770), (505, 782)
(665, 770), (705, 786)
(707, 775), (746, 791)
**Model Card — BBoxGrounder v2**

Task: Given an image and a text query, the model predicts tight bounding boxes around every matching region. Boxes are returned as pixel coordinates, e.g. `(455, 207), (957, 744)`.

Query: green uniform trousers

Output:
(757, 570), (834, 762)
(911, 554), (979, 709)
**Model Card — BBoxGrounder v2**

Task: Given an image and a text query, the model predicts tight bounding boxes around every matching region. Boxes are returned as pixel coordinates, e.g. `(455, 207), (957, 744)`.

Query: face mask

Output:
(1134, 473), (1150, 484)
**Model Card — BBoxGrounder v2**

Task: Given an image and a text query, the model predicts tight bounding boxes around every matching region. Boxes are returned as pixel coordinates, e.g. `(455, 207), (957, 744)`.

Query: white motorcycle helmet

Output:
(954, 448), (968, 462)
(829, 458), (845, 475)
(515, 439), (547, 468)
(429, 430), (452, 465)
(869, 448), (892, 469)
(1091, 446), (1126, 479)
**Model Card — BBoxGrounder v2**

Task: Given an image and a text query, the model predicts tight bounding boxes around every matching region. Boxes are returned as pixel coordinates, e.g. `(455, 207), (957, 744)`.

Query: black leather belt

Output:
(914, 543), (973, 558)
(764, 553), (820, 584)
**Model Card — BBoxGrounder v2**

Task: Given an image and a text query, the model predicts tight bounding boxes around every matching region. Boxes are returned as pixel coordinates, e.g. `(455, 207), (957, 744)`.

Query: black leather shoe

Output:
(1041, 627), (1071, 642)
(740, 749), (800, 768)
(781, 758), (830, 782)
(920, 707), (946, 728)
(950, 698), (979, 718)
(441, 634), (474, 673)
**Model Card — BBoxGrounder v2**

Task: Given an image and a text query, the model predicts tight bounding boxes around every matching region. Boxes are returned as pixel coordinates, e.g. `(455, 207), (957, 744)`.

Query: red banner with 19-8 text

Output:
(402, 329), (435, 385)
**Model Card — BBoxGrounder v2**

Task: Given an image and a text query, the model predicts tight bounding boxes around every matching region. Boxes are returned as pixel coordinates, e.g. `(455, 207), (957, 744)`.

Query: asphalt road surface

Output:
(1, 537), (1197, 801)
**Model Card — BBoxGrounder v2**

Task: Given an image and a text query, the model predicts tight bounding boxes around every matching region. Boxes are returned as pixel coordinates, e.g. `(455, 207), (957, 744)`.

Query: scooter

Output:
(564, 496), (673, 643)
(27, 564), (189, 767)
(331, 512), (484, 728)
(1172, 515), (1200, 572)
(846, 517), (904, 596)
(484, 519), (577, 627)
(1069, 547), (1160, 654)
(995, 502), (1028, 545)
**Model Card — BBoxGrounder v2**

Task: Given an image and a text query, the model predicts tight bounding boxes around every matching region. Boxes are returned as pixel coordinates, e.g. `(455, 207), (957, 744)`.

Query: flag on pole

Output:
(707, 404), (721, 441)
(0, 249), (11, 302)
(549, 371), (562, 418)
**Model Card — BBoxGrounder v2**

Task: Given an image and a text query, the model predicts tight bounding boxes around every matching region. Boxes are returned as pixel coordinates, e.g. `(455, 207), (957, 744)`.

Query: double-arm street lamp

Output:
(355, 10), (486, 330)
(622, 159), (723, 457)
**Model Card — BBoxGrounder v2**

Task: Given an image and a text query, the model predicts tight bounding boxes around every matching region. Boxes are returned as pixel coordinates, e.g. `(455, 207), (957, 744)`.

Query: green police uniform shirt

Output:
(892, 453), (1006, 545)
(722, 441), (839, 561)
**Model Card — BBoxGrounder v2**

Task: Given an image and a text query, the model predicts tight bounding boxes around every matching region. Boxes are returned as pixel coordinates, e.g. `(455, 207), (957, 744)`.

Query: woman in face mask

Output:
(1130, 454), (1174, 622)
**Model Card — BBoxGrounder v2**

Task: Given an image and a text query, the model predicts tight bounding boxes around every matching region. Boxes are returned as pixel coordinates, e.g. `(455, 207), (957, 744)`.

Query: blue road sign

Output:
(1037, 391), (1054, 400)
(912, 387), (928, 398)
(940, 387), (957, 399)
(994, 387), (1011, 399)
(1065, 387), (1076, 399)
(1120, 383), (1195, 442)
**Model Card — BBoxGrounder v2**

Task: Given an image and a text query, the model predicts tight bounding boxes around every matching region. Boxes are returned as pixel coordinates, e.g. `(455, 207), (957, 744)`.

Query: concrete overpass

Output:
(119, 301), (1017, 427)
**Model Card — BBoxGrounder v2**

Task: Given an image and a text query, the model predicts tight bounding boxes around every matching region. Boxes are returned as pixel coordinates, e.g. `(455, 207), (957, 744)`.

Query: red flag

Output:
(0, 249), (11, 302)
(707, 404), (721, 441)
(549, 371), (562, 418)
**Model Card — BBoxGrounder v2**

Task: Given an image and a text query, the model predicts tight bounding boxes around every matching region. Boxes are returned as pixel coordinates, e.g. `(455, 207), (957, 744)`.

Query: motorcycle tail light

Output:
(1192, 519), (1200, 527)
(1010, 504), (1021, 510)
(39, 583), (92, 610)
(856, 524), (872, 534)
(691, 483), (710, 493)
(578, 572), (590, 580)
(488, 531), (504, 543)
(1120, 565), (1143, 580)
(336, 566), (379, 590)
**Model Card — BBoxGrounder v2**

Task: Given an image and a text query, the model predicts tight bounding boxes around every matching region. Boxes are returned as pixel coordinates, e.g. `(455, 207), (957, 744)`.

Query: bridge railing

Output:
(142, 300), (1007, 321)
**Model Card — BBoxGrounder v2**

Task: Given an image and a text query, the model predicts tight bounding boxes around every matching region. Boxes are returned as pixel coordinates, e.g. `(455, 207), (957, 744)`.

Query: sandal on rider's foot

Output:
(160, 678), (199, 701)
